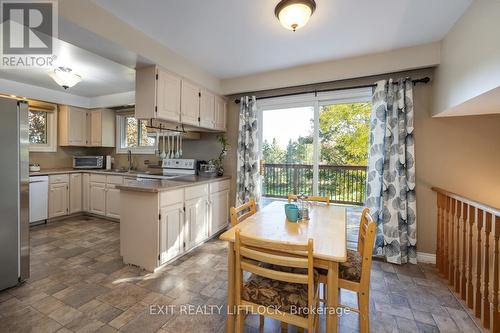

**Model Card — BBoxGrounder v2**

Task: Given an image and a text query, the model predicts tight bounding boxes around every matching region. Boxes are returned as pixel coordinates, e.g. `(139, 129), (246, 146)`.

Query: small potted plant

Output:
(210, 134), (229, 176)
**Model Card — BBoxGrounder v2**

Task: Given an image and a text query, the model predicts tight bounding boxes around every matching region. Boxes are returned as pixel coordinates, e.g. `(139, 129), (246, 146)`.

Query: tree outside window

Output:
(29, 110), (48, 144)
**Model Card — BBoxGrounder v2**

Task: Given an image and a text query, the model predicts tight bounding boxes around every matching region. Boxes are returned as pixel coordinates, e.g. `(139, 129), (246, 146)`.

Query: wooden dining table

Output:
(219, 200), (347, 333)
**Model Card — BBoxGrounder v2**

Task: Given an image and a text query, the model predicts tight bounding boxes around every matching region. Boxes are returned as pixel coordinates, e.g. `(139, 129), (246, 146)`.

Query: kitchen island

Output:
(117, 176), (230, 271)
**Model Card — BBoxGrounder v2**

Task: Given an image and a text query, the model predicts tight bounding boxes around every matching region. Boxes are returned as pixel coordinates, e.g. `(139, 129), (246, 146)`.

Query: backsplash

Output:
(29, 132), (227, 171)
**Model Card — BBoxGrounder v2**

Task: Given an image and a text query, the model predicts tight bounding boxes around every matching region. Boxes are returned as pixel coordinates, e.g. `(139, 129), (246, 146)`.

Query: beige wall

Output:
(224, 67), (500, 255)
(220, 43), (440, 95)
(434, 0), (500, 116)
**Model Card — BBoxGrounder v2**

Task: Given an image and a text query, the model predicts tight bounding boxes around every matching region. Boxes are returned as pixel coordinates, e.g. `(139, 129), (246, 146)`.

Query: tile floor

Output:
(0, 216), (482, 333)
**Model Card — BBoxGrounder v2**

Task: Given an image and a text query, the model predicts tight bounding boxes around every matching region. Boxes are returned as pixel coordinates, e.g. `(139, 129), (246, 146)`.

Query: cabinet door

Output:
(82, 174), (90, 211)
(49, 183), (68, 218)
(159, 203), (183, 265)
(185, 196), (208, 249)
(199, 89), (215, 129)
(180, 80), (200, 126)
(69, 173), (82, 214)
(90, 110), (102, 146)
(68, 107), (87, 146)
(210, 189), (229, 236)
(214, 97), (227, 131)
(89, 182), (106, 215)
(105, 185), (121, 219)
(156, 69), (181, 122)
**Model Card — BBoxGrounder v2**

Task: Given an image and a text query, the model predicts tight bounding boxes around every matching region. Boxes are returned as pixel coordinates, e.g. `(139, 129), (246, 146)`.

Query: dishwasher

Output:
(29, 176), (48, 224)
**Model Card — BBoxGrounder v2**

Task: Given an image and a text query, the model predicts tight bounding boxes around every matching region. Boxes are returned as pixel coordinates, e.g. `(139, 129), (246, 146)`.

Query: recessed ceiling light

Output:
(275, 0), (316, 32)
(48, 67), (82, 90)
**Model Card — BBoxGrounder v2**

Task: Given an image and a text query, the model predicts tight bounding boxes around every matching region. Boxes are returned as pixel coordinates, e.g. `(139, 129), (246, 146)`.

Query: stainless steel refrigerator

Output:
(0, 97), (30, 290)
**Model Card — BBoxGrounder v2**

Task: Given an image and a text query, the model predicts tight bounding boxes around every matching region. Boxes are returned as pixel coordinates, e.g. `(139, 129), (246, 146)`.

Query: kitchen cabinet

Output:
(185, 196), (209, 249)
(199, 89), (215, 128)
(135, 66), (182, 122)
(214, 96), (227, 131)
(209, 189), (229, 237)
(181, 80), (201, 126)
(105, 185), (121, 219)
(59, 105), (89, 146)
(69, 173), (82, 214)
(82, 173), (90, 211)
(49, 182), (68, 218)
(90, 109), (115, 147)
(89, 182), (106, 215)
(120, 179), (229, 271)
(159, 203), (184, 265)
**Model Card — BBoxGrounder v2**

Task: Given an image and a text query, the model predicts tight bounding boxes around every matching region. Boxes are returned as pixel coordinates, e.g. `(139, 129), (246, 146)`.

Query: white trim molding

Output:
(417, 252), (436, 264)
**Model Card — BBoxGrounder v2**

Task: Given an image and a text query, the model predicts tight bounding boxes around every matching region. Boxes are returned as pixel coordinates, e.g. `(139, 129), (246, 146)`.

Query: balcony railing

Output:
(261, 163), (367, 206)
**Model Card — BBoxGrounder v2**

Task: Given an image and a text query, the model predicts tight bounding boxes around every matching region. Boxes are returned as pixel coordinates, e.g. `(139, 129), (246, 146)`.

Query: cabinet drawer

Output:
(49, 174), (69, 184)
(184, 184), (208, 200)
(106, 175), (123, 185)
(160, 189), (184, 207)
(123, 177), (136, 186)
(90, 174), (107, 183)
(210, 179), (230, 194)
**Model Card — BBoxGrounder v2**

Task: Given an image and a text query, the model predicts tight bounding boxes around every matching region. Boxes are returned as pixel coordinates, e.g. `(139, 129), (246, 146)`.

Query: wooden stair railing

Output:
(433, 187), (500, 332)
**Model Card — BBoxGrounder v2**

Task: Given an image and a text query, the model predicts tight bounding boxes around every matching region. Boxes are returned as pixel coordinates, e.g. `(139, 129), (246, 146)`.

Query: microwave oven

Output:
(73, 156), (105, 169)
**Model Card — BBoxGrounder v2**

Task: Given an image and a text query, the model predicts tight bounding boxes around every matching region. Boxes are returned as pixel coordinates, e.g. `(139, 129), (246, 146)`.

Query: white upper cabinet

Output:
(136, 66), (182, 122)
(59, 105), (115, 147)
(59, 105), (88, 146)
(181, 80), (201, 126)
(214, 96), (227, 131)
(199, 89), (215, 129)
(90, 108), (115, 147)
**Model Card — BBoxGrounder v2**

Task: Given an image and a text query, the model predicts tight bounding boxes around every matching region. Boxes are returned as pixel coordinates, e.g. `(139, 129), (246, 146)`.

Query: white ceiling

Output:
(0, 36), (135, 98)
(94, 0), (472, 79)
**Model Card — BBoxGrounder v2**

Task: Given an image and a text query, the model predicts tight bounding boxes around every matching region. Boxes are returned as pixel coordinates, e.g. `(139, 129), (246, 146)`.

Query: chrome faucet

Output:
(127, 150), (132, 171)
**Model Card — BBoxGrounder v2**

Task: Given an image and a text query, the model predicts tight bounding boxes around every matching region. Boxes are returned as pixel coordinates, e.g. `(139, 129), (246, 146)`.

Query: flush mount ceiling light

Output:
(275, 0), (316, 32)
(48, 67), (82, 90)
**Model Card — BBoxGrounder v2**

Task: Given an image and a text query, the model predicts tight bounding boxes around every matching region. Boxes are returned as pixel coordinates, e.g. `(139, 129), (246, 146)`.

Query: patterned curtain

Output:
(365, 79), (417, 264)
(236, 96), (261, 206)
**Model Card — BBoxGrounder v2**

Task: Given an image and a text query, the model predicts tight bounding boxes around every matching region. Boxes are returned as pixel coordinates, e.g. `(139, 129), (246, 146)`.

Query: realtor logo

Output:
(1, 0), (57, 67)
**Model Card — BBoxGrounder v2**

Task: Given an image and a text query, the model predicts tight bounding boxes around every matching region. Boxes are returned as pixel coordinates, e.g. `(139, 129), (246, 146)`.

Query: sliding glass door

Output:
(258, 88), (372, 206)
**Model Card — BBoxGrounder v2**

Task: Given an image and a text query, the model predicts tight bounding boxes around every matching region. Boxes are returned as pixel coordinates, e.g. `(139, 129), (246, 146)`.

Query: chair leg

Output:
(280, 322), (288, 332)
(359, 291), (370, 333)
(236, 310), (245, 333)
(259, 315), (264, 329)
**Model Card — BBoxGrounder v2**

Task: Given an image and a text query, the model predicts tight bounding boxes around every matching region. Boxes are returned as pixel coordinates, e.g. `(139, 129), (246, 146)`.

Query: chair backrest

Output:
(288, 193), (330, 206)
(234, 229), (316, 328)
(230, 198), (257, 226)
(357, 209), (377, 288)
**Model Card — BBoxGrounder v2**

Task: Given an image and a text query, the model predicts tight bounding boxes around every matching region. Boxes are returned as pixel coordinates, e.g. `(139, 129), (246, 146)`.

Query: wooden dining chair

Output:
(287, 193), (330, 205)
(230, 198), (257, 226)
(318, 208), (376, 333)
(234, 229), (320, 333)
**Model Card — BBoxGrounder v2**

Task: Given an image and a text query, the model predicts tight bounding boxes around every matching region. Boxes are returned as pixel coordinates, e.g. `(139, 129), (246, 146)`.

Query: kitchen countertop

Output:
(29, 168), (144, 177)
(116, 175), (232, 193)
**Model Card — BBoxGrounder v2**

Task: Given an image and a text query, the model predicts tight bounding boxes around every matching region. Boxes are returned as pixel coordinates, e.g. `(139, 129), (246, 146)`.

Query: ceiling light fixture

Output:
(275, 0), (316, 32)
(48, 67), (82, 90)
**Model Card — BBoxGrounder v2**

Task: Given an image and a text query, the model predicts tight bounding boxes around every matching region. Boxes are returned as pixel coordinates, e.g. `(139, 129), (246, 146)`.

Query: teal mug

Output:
(284, 204), (299, 223)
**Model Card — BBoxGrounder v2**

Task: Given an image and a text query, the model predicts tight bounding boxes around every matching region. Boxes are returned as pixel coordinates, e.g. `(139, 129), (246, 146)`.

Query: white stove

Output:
(137, 159), (197, 180)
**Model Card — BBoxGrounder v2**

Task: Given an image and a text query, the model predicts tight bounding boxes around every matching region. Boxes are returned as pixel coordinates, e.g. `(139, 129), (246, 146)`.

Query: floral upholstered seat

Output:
(318, 249), (362, 282)
(242, 270), (318, 317)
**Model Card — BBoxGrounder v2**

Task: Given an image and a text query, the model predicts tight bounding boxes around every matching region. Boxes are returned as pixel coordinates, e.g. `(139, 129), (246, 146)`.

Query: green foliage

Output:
(29, 110), (47, 144)
(319, 102), (371, 166)
(262, 138), (285, 163)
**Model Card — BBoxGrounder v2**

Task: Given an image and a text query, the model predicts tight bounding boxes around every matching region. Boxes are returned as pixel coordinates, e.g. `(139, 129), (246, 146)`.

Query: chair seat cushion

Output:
(318, 249), (362, 282)
(242, 273), (313, 317)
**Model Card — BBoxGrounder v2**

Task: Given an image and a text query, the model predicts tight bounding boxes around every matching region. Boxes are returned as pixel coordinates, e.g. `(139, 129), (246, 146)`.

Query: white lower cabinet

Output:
(159, 203), (184, 265)
(185, 196), (209, 250)
(49, 182), (69, 218)
(105, 185), (121, 219)
(69, 173), (82, 214)
(209, 189), (229, 236)
(89, 182), (106, 215)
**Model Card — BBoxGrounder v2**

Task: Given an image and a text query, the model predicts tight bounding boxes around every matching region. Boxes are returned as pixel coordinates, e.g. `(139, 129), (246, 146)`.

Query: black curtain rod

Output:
(234, 76), (430, 104)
